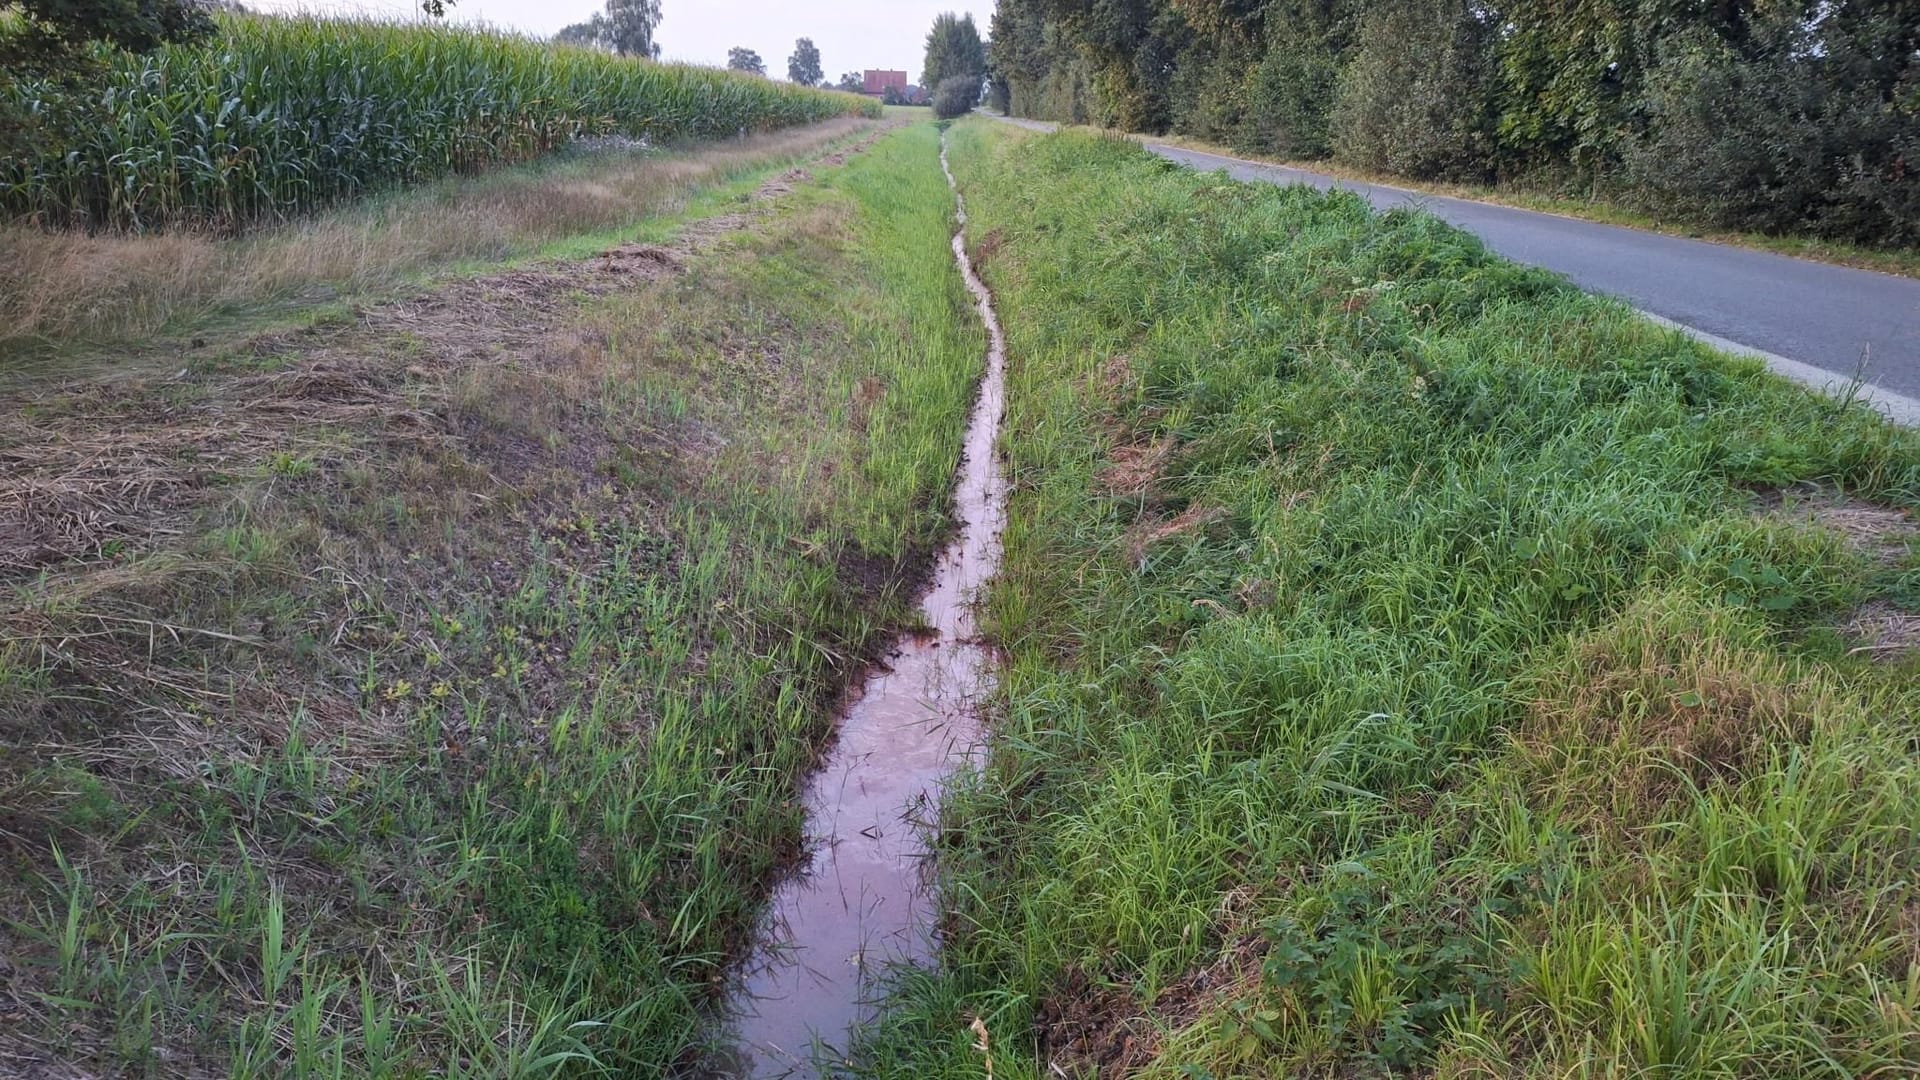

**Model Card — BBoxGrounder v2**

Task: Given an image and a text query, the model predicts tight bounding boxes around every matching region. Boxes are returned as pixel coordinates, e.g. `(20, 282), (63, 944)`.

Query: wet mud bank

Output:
(718, 130), (1010, 1077)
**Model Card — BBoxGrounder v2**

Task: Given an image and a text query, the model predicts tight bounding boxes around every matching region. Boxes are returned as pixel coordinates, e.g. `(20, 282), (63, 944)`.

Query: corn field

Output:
(0, 14), (879, 230)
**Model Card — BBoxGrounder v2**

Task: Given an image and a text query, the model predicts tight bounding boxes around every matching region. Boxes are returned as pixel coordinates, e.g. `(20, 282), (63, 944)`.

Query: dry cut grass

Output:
(0, 120), (970, 1076)
(1518, 594), (1828, 835)
(0, 116), (880, 360)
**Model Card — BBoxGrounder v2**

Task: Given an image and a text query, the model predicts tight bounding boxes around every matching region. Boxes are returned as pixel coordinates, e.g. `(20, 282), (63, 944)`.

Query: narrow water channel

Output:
(717, 130), (1009, 1078)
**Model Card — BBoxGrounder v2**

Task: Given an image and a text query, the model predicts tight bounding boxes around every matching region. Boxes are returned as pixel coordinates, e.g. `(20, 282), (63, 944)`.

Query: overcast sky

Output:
(246, 0), (995, 78)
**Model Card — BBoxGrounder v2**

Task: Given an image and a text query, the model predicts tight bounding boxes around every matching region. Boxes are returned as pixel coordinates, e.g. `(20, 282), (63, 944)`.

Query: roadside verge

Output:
(858, 117), (1920, 1080)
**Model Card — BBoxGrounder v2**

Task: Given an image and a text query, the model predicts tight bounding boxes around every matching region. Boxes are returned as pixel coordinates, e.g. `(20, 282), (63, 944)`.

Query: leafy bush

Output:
(934, 74), (979, 119)
(1331, 0), (1496, 180)
(983, 0), (1920, 248)
(1621, 24), (1920, 244)
(1241, 41), (1341, 158)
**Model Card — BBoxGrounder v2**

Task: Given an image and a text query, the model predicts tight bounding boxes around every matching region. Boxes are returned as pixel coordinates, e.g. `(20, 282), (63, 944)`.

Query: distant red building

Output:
(862, 70), (907, 97)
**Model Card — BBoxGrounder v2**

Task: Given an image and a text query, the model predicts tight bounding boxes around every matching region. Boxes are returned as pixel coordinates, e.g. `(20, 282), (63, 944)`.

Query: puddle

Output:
(716, 131), (1009, 1077)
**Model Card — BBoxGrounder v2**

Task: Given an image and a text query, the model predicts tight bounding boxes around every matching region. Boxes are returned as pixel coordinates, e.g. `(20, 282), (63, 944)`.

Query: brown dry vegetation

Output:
(0, 153), (804, 1077)
(1756, 484), (1920, 659)
(0, 117), (880, 361)
(1517, 594), (1829, 835)
(1035, 891), (1270, 1078)
(1761, 482), (1918, 566)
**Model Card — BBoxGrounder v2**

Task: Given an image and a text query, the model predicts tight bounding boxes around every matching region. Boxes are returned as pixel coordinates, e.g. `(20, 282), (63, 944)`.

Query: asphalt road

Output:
(993, 116), (1920, 419)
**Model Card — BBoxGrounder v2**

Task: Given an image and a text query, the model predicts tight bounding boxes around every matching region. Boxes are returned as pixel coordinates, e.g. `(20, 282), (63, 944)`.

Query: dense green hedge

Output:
(989, 0), (1919, 245)
(0, 14), (877, 230)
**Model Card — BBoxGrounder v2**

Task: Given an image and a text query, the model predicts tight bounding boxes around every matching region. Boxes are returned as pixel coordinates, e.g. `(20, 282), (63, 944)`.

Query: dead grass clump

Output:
(1759, 483), (1917, 565)
(850, 375), (889, 433)
(1751, 484), (1920, 664)
(0, 116), (878, 360)
(598, 244), (681, 277)
(1124, 503), (1226, 565)
(1035, 895), (1268, 1078)
(1101, 436), (1175, 499)
(1095, 353), (1136, 405)
(755, 167), (813, 199)
(1841, 600), (1920, 659)
(1518, 593), (1826, 833)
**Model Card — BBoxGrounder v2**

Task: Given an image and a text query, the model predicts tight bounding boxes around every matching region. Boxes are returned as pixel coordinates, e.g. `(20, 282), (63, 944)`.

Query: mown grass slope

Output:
(1, 13), (875, 230)
(0, 117), (878, 357)
(0, 123), (979, 1075)
(863, 122), (1920, 1078)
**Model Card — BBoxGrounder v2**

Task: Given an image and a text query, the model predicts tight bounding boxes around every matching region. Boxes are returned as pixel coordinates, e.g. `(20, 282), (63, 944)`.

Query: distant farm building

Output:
(862, 70), (907, 97)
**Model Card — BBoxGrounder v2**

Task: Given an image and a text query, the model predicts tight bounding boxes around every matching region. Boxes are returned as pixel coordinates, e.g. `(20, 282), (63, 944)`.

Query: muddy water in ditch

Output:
(716, 134), (1008, 1078)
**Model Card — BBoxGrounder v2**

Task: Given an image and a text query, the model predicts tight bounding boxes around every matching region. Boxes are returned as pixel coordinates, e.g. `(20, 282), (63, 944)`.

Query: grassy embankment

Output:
(0, 122), (981, 1075)
(863, 121), (1920, 1078)
(1128, 131), (1920, 281)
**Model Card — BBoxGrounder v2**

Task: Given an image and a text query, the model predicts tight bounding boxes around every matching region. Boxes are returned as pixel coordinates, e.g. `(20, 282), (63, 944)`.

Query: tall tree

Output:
(727, 46), (766, 75)
(603, 0), (661, 57)
(922, 12), (987, 96)
(835, 71), (865, 92)
(787, 37), (823, 85)
(1, 0), (215, 164)
(0, 0), (214, 76)
(554, 13), (612, 49)
(552, 0), (659, 57)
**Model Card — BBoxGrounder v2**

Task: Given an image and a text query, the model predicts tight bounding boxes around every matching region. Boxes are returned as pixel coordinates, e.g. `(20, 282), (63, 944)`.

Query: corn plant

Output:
(0, 13), (879, 230)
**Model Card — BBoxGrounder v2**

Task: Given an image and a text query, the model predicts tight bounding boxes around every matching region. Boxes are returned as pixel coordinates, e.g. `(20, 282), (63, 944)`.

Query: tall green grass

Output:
(857, 122), (1920, 1078)
(0, 13), (876, 230)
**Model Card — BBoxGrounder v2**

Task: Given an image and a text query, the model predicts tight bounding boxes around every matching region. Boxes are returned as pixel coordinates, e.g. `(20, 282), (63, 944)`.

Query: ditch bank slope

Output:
(0, 123), (981, 1076)
(858, 119), (1920, 1079)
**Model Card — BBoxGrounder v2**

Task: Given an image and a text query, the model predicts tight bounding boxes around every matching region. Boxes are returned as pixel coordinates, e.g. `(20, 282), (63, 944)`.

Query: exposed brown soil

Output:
(1035, 931), (1269, 1078)
(971, 227), (1004, 267)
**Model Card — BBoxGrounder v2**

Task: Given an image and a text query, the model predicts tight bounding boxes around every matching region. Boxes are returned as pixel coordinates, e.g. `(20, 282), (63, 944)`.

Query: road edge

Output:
(982, 115), (1918, 429)
(1636, 310), (1920, 427)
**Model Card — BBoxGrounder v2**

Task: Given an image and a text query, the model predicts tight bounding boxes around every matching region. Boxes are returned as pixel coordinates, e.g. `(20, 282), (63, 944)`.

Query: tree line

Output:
(988, 0), (1919, 245)
(552, 4), (818, 90)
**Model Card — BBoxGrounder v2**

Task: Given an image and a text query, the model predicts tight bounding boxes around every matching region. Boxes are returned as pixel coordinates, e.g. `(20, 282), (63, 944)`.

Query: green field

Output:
(858, 120), (1920, 1079)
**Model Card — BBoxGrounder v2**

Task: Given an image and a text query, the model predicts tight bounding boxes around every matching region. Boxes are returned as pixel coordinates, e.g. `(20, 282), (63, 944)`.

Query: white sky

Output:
(245, 0), (994, 78)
